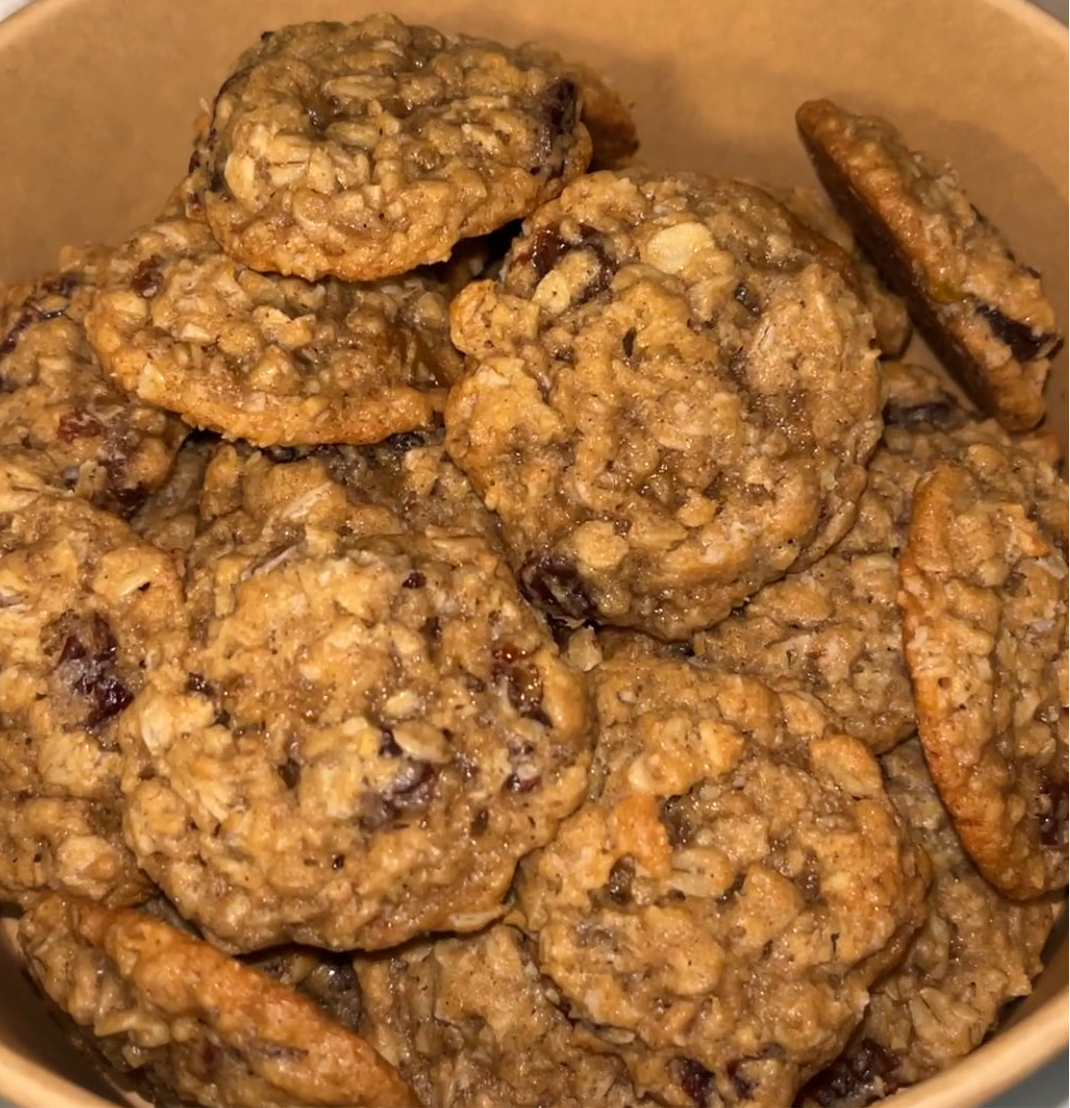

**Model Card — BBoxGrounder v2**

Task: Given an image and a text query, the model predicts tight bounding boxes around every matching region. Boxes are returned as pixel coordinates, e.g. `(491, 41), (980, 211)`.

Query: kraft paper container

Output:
(0, 0), (1066, 1106)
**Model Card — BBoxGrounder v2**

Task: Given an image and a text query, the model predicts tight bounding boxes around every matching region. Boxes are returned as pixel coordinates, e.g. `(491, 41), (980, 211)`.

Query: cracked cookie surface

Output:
(0, 455), (182, 906)
(446, 169), (882, 639)
(796, 98), (1062, 431)
(898, 444), (1069, 898)
(193, 15), (592, 281)
(18, 893), (417, 1108)
(85, 212), (462, 447)
(0, 246), (188, 515)
(514, 636), (929, 1107)
(120, 511), (591, 951)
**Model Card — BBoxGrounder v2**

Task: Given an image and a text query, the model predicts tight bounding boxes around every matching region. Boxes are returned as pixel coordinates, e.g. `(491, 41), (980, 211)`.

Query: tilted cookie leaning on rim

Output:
(796, 98), (1063, 432)
(898, 438), (1069, 899)
(18, 893), (418, 1108)
(446, 169), (882, 640)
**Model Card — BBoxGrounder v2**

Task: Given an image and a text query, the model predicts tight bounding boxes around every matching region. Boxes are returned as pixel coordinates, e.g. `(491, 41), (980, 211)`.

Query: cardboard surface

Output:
(0, 1), (1066, 1107)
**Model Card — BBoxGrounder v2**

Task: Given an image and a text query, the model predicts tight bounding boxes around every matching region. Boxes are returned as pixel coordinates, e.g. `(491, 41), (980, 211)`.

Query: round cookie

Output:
(0, 455), (183, 906)
(514, 637), (930, 1107)
(84, 211), (463, 447)
(119, 520), (592, 952)
(18, 893), (417, 1108)
(446, 169), (882, 639)
(800, 740), (1060, 1107)
(192, 15), (592, 281)
(0, 246), (188, 516)
(796, 98), (1062, 432)
(898, 446), (1069, 898)
(356, 924), (648, 1108)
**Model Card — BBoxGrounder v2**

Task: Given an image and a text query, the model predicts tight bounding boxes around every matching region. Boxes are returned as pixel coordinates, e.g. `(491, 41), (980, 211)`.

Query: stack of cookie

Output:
(0, 14), (1065, 1108)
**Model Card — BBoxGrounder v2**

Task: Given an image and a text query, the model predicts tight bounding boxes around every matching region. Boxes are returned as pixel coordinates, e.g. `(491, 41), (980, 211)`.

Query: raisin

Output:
(0, 305), (39, 359)
(56, 411), (104, 442)
(503, 771), (541, 793)
(726, 1059), (757, 1100)
(801, 1037), (902, 1106)
(378, 729), (403, 758)
(131, 256), (164, 299)
(525, 228), (571, 283)
(733, 282), (762, 315)
(676, 1057), (715, 1107)
(605, 855), (636, 904)
(621, 328), (637, 359)
(185, 673), (215, 697)
(278, 758), (301, 789)
(402, 571), (426, 589)
(1036, 771), (1069, 849)
(976, 303), (1060, 364)
(534, 77), (579, 175)
(305, 94), (341, 137)
(299, 958), (363, 1030)
(519, 550), (597, 622)
(385, 761), (437, 812)
(882, 394), (964, 430)
(470, 808), (489, 835)
(382, 430), (427, 453)
(53, 613), (133, 727)
(492, 643), (551, 725)
(660, 795), (694, 847)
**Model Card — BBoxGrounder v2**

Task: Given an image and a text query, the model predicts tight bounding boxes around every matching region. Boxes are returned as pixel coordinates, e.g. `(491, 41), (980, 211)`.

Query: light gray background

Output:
(0, 1), (1065, 1107)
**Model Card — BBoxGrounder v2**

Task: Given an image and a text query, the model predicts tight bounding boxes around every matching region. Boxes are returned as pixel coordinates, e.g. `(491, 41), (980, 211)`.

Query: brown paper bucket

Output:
(0, 1), (1065, 1106)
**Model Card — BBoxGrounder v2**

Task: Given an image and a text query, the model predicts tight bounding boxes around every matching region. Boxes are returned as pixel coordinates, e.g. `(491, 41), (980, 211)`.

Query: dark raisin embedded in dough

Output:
(976, 303), (1061, 363)
(278, 758), (301, 789)
(801, 1037), (903, 1107)
(378, 729), (403, 758)
(305, 94), (342, 138)
(533, 77), (580, 175)
(733, 282), (763, 315)
(519, 550), (597, 622)
(676, 1057), (715, 1107)
(659, 795), (694, 848)
(402, 571), (426, 589)
(56, 411), (105, 441)
(53, 613), (133, 727)
(605, 855), (636, 904)
(621, 328), (637, 359)
(525, 228), (571, 283)
(882, 393), (965, 431)
(491, 642), (551, 725)
(1036, 771), (1069, 849)
(385, 761), (437, 813)
(185, 673), (215, 697)
(130, 256), (165, 299)
(726, 1059), (757, 1100)
(299, 958), (363, 1031)
(470, 807), (489, 835)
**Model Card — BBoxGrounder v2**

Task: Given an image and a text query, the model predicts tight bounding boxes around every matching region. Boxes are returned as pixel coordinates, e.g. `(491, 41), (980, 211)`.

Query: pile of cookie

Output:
(1, 13), (1066, 1108)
